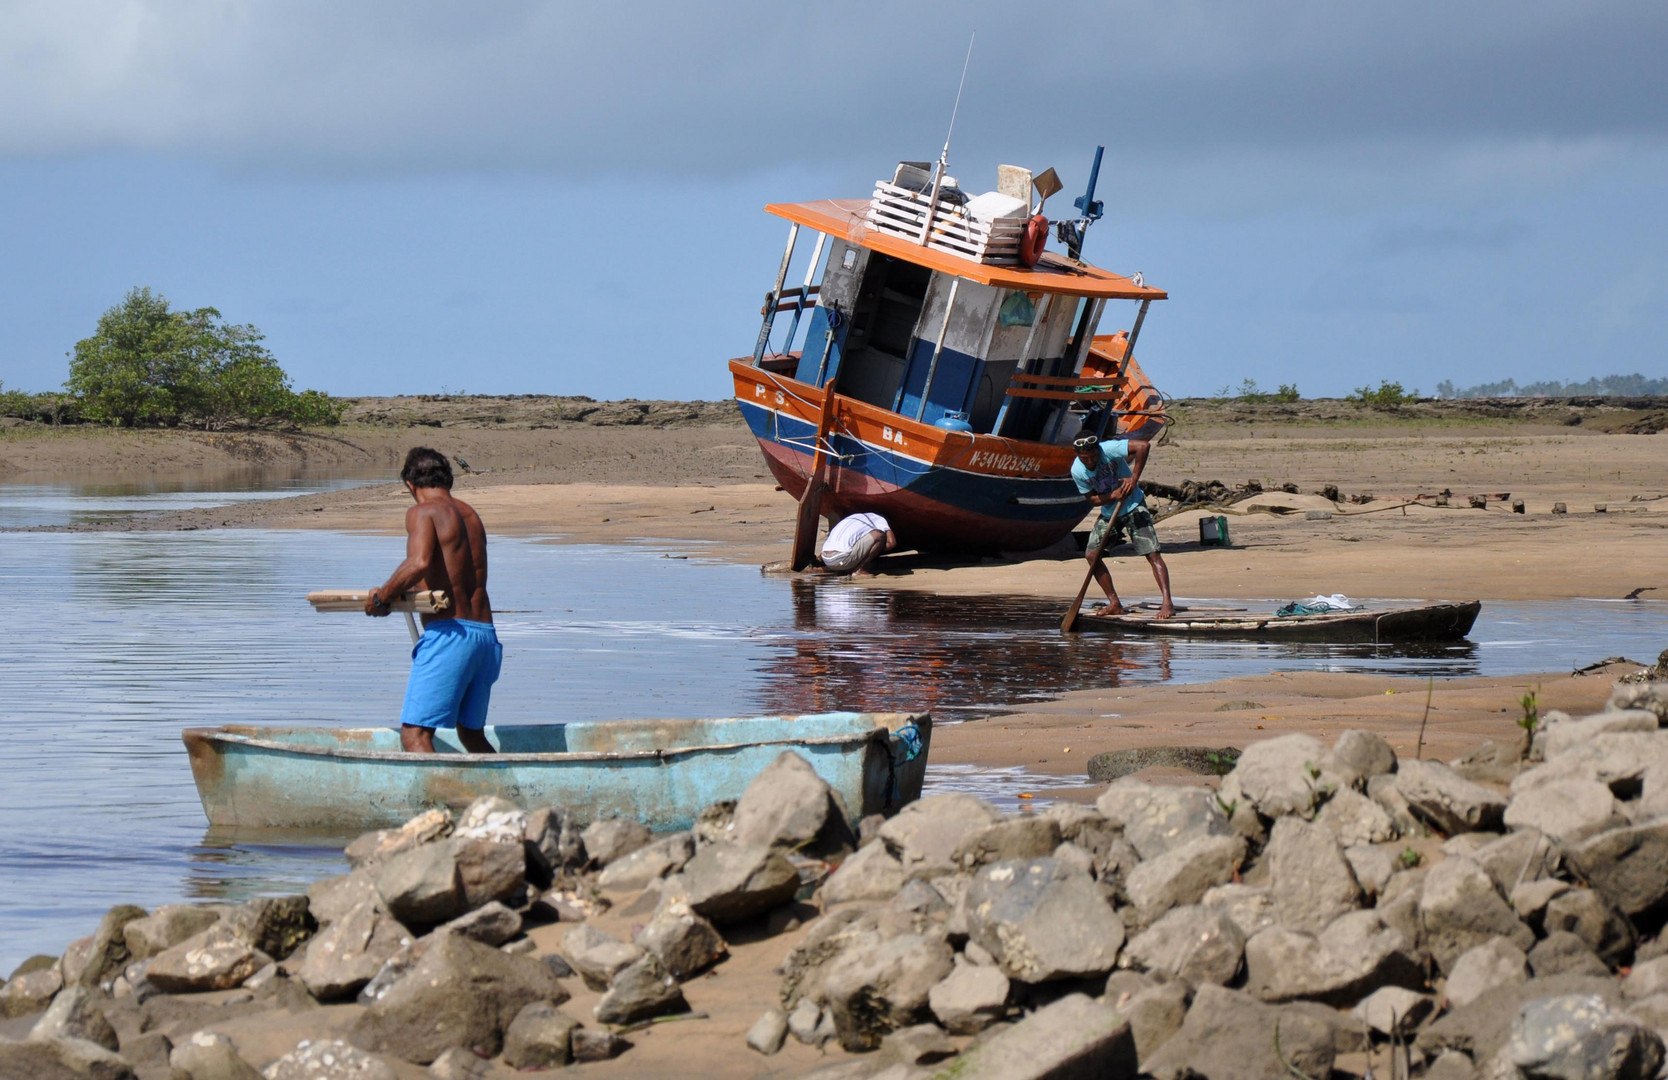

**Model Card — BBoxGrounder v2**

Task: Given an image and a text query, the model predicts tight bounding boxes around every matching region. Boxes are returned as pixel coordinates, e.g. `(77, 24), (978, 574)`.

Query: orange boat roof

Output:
(766, 198), (1166, 301)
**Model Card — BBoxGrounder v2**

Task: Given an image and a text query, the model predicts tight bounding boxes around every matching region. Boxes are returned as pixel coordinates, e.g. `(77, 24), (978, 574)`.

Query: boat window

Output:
(831, 256), (933, 409)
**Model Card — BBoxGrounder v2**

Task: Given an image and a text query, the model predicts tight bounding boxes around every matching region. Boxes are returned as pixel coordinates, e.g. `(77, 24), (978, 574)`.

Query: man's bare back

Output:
(367, 448), (500, 753)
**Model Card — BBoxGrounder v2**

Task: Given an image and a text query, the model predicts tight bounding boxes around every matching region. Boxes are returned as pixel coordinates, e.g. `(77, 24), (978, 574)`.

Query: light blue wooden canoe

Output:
(183, 711), (930, 832)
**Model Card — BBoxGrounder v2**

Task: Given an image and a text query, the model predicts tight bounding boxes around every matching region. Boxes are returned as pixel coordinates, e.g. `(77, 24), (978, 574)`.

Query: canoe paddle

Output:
(1061, 523), (1115, 633)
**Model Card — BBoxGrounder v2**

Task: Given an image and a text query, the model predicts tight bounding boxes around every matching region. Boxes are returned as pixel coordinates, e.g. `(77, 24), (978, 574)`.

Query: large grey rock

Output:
(635, 902), (726, 979)
(453, 795), (525, 842)
(435, 900), (521, 946)
(1202, 883), (1277, 939)
(1506, 993), (1664, 1080)
(305, 873), (381, 927)
(595, 832), (694, 892)
(562, 924), (644, 991)
(1328, 729), (1398, 787)
(1506, 779), (1625, 844)
(1343, 844), (1397, 898)
(1419, 856), (1535, 973)
(822, 841), (908, 905)
(298, 900), (412, 1000)
(27, 987), (117, 1051)
(1352, 986), (1435, 1037)
(928, 963), (1009, 1034)
(1316, 787), (1397, 847)
(1471, 829), (1556, 895)
(1569, 821), (1668, 918)
(374, 844), (464, 926)
(1143, 983), (1336, 1080)
(1218, 734), (1333, 820)
(729, 750), (855, 856)
(169, 1030), (262, 1080)
(0, 1036), (135, 1080)
(0, 966), (63, 1018)
(1265, 817), (1361, 934)
(1095, 781), (1229, 860)
(1543, 711), (1659, 760)
(1112, 982), (1189, 1066)
(951, 817), (1062, 870)
(593, 954), (687, 1025)
(1243, 909), (1422, 1005)
(580, 818), (652, 868)
(75, 905), (146, 990)
(501, 1001), (577, 1069)
(145, 925), (273, 993)
(349, 932), (569, 1063)
(1515, 732), (1668, 797)
(963, 858), (1124, 982)
(877, 794), (1001, 880)
(447, 833), (525, 911)
(263, 1039), (396, 1080)
(675, 842), (800, 923)
(1418, 973), (1620, 1063)
(344, 808), (453, 869)
(1622, 956), (1668, 999)
(882, 1023), (957, 1066)
(1124, 904), (1244, 986)
(522, 806), (585, 884)
(1445, 937), (1529, 1007)
(1125, 835), (1244, 926)
(1395, 759), (1507, 835)
(822, 933), (954, 1050)
(919, 993), (1137, 1080)
(1610, 683), (1668, 724)
(1529, 931), (1611, 978)
(220, 896), (314, 960)
(1543, 888), (1635, 966)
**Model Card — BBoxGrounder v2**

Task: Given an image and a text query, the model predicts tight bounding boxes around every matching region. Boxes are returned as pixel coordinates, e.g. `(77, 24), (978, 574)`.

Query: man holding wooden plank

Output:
(366, 447), (501, 754)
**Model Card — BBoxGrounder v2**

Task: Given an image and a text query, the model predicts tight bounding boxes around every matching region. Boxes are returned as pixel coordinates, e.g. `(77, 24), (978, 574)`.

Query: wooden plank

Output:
(307, 589), (451, 614)
(1002, 387), (1129, 401)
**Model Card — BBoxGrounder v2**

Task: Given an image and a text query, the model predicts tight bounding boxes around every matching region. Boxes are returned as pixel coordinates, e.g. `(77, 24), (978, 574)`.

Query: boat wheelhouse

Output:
(730, 155), (1169, 558)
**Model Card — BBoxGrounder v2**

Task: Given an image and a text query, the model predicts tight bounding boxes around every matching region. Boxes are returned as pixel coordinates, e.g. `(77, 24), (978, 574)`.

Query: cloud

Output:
(1, 0), (1663, 193)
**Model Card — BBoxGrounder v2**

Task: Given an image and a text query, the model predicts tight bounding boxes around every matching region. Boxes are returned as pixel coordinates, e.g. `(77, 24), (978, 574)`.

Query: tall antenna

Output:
(918, 33), (975, 247)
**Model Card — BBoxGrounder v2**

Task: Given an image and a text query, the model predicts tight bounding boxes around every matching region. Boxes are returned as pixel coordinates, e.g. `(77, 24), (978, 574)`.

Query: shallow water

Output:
(0, 469), (389, 530)
(1, 519), (1664, 969)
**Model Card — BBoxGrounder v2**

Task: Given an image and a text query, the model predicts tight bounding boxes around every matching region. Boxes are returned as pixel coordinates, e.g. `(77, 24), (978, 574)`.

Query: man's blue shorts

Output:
(400, 619), (503, 730)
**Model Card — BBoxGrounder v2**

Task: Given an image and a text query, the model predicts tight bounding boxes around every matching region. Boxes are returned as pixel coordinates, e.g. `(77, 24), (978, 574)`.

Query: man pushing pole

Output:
(365, 447), (501, 754)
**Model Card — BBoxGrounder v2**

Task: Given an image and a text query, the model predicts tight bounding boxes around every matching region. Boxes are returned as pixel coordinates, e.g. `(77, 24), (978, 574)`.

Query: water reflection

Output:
(0, 469), (389, 530)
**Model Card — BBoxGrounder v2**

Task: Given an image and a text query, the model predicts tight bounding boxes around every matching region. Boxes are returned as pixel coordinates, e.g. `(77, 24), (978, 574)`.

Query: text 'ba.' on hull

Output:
(183, 711), (930, 833)
(732, 155), (1171, 555)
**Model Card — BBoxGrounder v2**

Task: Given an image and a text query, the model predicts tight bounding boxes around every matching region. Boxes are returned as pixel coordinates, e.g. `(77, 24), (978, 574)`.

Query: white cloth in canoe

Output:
(822, 513), (890, 558)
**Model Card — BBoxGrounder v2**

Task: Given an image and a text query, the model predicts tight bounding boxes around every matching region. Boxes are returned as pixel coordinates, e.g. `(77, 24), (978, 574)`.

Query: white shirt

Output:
(822, 513), (889, 557)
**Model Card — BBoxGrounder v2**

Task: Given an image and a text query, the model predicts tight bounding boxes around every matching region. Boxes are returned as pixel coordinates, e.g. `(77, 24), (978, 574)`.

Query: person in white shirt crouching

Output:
(819, 511), (897, 576)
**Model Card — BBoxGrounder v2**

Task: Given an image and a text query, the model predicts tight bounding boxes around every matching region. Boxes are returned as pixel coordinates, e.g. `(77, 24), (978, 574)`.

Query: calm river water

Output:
(1, 480), (1662, 970)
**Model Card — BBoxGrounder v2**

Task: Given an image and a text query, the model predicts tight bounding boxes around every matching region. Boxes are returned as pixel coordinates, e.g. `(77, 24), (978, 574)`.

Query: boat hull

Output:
(183, 711), (930, 832)
(1075, 601), (1482, 643)
(731, 344), (1164, 553)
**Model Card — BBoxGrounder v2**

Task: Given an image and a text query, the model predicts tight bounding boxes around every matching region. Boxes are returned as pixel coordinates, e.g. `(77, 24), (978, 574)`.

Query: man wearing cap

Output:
(1071, 433), (1175, 619)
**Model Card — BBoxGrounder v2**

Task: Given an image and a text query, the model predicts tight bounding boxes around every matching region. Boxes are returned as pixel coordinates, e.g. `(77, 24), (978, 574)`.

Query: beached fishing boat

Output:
(1074, 601), (1483, 643)
(183, 711), (929, 831)
(732, 150), (1168, 562)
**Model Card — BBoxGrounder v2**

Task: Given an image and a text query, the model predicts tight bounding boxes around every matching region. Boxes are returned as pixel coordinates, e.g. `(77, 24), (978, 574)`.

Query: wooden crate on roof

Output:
(865, 182), (1027, 265)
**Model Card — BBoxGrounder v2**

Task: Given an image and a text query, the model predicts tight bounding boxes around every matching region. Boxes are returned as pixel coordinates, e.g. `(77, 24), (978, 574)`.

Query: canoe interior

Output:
(1075, 601), (1482, 643)
(185, 711), (931, 833)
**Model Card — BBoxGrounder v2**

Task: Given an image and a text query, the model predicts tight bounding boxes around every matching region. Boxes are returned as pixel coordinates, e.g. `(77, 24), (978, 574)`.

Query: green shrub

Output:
(1347, 380), (1420, 406)
(1214, 378), (1302, 404)
(64, 287), (341, 428)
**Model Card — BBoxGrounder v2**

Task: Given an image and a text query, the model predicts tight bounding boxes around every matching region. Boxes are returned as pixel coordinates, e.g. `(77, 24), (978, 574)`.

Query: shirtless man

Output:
(365, 447), (501, 753)
(1071, 433), (1175, 619)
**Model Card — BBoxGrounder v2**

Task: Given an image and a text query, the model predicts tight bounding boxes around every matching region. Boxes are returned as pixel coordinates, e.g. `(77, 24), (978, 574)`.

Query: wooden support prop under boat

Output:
(790, 381), (840, 572)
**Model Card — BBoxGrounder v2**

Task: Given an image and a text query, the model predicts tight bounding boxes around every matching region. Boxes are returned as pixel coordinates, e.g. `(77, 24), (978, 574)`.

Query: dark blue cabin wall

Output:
(795, 239), (870, 387)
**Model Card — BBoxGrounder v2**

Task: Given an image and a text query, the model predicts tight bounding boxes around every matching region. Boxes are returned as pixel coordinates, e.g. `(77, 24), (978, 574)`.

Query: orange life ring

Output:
(1019, 214), (1048, 267)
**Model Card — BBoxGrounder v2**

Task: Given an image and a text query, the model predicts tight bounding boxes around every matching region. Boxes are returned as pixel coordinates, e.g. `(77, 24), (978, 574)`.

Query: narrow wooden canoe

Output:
(183, 711), (930, 832)
(1074, 601), (1482, 643)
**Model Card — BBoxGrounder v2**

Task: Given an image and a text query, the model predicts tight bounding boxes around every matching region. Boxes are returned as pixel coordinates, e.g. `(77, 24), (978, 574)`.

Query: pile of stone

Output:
(750, 680), (1668, 1079)
(6, 680), (1668, 1079)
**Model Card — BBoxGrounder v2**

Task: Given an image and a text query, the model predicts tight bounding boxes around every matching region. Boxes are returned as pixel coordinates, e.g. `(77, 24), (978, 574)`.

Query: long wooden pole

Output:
(790, 380), (841, 571)
(1061, 520), (1115, 633)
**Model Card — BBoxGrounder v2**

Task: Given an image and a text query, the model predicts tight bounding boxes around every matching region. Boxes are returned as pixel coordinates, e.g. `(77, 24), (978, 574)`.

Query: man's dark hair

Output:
(401, 447), (453, 489)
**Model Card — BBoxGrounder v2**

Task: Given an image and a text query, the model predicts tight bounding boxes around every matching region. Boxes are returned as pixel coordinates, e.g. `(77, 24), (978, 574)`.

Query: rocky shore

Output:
(8, 679), (1668, 1079)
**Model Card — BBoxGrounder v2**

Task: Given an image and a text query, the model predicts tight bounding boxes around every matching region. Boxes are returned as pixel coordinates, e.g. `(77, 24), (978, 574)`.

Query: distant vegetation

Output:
(1214, 378), (1301, 403)
(1435, 374), (1668, 399)
(2, 287), (342, 429)
(1347, 380), (1421, 406)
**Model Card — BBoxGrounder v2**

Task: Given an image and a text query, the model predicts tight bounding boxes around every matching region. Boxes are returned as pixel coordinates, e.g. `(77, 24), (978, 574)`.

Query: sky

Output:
(0, 1), (1663, 401)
